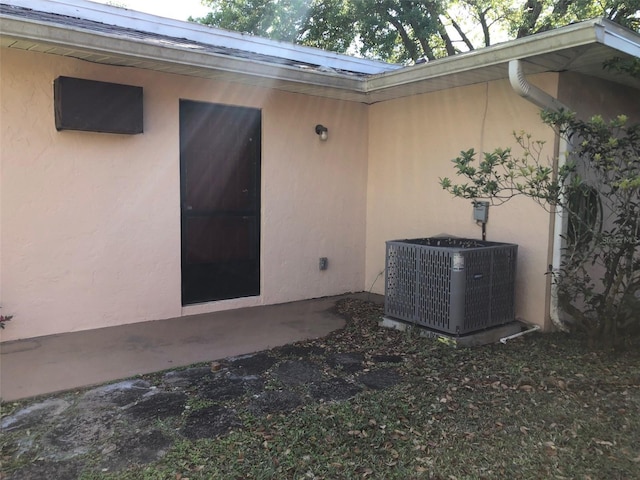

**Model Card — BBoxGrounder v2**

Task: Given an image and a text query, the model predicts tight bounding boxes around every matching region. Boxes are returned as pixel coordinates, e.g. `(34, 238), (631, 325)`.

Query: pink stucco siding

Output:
(365, 75), (561, 329)
(0, 49), (369, 340)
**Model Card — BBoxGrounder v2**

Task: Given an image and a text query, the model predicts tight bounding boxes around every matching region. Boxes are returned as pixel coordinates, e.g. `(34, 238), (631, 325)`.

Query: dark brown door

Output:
(180, 100), (261, 304)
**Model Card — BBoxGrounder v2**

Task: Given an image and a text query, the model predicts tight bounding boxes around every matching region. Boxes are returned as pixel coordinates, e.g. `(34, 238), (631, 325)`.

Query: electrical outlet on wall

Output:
(319, 257), (328, 270)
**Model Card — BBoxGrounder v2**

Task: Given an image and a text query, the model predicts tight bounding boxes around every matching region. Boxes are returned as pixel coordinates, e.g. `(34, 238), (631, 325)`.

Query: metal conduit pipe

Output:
(508, 60), (570, 332)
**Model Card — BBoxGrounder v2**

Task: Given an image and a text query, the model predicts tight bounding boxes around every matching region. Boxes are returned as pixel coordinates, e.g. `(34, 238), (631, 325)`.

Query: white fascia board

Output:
(365, 19), (614, 92)
(597, 20), (640, 58)
(0, 15), (367, 94)
(2, 0), (400, 74)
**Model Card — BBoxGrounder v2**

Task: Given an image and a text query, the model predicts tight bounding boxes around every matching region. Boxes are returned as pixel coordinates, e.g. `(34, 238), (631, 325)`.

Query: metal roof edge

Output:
(1, 0), (400, 74)
(596, 18), (640, 57)
(365, 19), (618, 92)
(0, 15), (369, 98)
(2, 6), (638, 104)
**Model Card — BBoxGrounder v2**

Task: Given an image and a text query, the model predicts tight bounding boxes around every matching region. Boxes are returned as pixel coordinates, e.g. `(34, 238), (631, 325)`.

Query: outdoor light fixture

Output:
(315, 124), (328, 141)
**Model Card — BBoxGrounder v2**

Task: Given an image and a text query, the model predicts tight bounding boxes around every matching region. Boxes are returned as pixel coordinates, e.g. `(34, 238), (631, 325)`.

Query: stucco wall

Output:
(365, 75), (560, 328)
(0, 49), (369, 340)
(558, 72), (640, 122)
(555, 73), (640, 321)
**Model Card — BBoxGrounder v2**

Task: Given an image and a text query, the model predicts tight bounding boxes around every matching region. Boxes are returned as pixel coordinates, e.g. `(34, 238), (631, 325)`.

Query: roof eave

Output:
(364, 18), (638, 102)
(2, 0), (400, 74)
(0, 15), (370, 100)
(1, 9), (639, 105)
(597, 19), (640, 57)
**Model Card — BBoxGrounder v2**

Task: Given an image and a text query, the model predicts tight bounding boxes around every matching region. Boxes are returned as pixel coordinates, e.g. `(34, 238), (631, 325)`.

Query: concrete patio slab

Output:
(1, 294), (378, 401)
(380, 316), (524, 347)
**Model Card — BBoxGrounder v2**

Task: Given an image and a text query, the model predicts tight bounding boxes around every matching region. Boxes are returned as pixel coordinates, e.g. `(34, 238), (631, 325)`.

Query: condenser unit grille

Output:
(385, 238), (517, 335)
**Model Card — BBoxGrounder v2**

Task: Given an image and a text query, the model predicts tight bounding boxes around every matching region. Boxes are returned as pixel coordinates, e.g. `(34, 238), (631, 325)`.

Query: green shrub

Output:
(441, 111), (640, 346)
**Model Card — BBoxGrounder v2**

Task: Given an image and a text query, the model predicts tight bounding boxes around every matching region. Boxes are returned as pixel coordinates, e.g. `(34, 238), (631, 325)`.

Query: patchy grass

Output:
(4, 299), (640, 479)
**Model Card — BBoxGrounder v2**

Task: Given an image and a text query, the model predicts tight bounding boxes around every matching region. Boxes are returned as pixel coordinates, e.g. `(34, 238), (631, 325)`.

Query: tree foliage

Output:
(441, 111), (640, 346)
(194, 0), (640, 62)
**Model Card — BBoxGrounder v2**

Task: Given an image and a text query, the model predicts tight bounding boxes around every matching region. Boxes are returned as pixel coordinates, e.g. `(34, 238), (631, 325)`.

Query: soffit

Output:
(0, 3), (373, 102)
(1, 3), (639, 105)
(365, 20), (640, 103)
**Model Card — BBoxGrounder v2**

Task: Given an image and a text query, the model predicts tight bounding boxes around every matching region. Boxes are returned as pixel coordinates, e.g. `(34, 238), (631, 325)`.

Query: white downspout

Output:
(508, 60), (566, 111)
(549, 137), (570, 332)
(508, 60), (569, 332)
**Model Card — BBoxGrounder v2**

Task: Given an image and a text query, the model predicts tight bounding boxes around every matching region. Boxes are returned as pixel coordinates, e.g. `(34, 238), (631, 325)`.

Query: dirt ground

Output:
(1, 300), (400, 479)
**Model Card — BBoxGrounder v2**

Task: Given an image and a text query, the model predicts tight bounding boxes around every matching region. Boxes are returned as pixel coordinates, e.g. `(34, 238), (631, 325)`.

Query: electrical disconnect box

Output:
(473, 201), (490, 223)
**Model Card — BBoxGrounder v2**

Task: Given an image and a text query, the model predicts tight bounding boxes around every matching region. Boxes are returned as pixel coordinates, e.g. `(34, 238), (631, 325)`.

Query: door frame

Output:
(179, 99), (262, 305)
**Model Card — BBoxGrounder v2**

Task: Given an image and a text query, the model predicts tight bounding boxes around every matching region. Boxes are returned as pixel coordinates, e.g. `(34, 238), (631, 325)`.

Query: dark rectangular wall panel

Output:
(54, 76), (143, 134)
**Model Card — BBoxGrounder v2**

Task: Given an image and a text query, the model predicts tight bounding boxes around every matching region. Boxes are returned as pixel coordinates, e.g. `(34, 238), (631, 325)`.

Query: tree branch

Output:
(447, 15), (475, 50)
(384, 11), (421, 60)
(517, 0), (543, 38)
